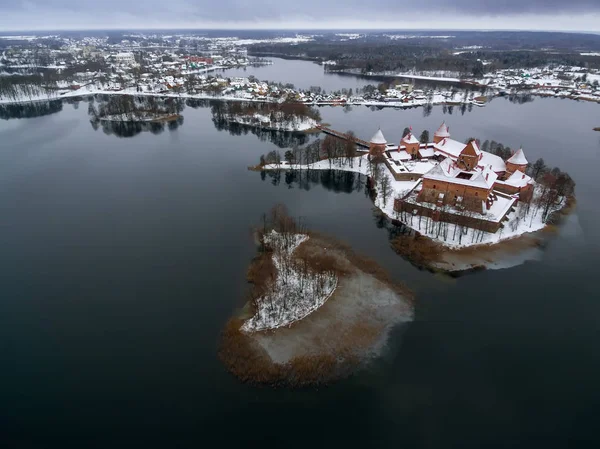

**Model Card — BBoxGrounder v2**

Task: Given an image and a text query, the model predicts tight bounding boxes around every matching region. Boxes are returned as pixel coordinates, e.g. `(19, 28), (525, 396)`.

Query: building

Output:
(505, 148), (529, 176)
(401, 132), (420, 158)
(369, 128), (387, 157)
(418, 157), (498, 213)
(184, 56), (214, 65)
(433, 121), (451, 144)
(114, 52), (135, 65)
(359, 121), (536, 230)
(415, 123), (532, 214)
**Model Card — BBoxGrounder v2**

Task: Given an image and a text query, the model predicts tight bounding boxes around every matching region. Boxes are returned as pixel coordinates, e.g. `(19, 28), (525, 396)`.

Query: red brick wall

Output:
(419, 178), (490, 213)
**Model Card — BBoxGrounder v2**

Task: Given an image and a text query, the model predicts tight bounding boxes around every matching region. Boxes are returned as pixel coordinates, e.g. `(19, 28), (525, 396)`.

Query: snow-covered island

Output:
(252, 122), (576, 273)
(240, 230), (337, 332)
(214, 101), (321, 133)
(219, 206), (414, 386)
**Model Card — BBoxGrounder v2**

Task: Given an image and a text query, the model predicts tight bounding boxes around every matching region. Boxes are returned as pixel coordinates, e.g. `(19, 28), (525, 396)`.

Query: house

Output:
(114, 52), (135, 65)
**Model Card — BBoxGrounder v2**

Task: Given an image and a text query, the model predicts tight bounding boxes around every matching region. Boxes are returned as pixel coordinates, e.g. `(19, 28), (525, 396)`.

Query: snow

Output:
(419, 147), (435, 158)
(262, 155), (370, 175)
(424, 158), (498, 190)
(434, 138), (466, 158)
(434, 121), (451, 138)
(370, 128), (387, 144)
(241, 231), (338, 333)
(228, 113), (317, 132)
(402, 133), (419, 144)
(392, 73), (461, 83)
(507, 148), (529, 165)
(479, 151), (507, 173)
(502, 170), (532, 188)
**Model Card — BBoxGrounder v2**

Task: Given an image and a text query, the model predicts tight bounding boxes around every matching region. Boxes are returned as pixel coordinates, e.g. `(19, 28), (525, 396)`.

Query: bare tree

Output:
(379, 173), (392, 208)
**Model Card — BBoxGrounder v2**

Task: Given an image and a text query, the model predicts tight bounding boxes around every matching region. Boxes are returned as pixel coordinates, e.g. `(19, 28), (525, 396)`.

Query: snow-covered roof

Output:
(424, 158), (497, 190)
(370, 128), (387, 144)
(433, 138), (465, 158)
(479, 151), (506, 173)
(503, 170), (532, 188)
(419, 147), (435, 158)
(402, 132), (419, 144)
(507, 148), (528, 166)
(434, 121), (450, 138)
(390, 150), (411, 161)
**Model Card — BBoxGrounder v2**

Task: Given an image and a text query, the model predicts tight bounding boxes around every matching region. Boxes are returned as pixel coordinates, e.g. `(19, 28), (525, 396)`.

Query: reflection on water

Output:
(262, 167), (368, 194)
(87, 95), (186, 138)
(89, 117), (184, 138)
(0, 99), (63, 120)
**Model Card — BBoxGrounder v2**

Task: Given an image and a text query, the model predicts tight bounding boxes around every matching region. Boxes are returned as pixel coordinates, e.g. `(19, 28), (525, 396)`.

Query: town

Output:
(2, 32), (600, 108)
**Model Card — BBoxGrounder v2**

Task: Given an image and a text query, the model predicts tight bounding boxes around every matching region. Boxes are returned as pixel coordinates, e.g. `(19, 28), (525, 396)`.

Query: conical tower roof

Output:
(434, 121), (450, 138)
(370, 128), (387, 144)
(507, 148), (528, 165)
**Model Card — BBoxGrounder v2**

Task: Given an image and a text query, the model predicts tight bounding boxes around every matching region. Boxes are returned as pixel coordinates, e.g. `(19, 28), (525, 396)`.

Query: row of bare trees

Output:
(246, 206), (338, 331)
(258, 133), (362, 169)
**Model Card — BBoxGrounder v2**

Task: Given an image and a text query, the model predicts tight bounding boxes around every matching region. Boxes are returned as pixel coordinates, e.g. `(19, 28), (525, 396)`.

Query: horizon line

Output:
(1, 27), (599, 35)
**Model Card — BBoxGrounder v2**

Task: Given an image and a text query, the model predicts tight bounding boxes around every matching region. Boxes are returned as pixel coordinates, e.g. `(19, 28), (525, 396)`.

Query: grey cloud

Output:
(1, 0), (599, 29)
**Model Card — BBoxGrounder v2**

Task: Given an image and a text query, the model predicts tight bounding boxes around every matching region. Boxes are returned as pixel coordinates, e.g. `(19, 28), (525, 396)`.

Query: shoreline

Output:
(252, 162), (575, 271)
(219, 231), (414, 387)
(390, 195), (576, 274)
(2, 87), (600, 109)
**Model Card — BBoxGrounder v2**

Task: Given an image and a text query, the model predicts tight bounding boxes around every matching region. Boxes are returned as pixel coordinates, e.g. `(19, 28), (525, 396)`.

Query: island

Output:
(254, 122), (576, 273)
(219, 206), (414, 386)
(212, 101), (320, 132)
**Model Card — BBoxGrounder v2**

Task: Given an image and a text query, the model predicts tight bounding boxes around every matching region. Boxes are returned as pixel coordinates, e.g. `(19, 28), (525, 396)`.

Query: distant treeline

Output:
(249, 37), (600, 77)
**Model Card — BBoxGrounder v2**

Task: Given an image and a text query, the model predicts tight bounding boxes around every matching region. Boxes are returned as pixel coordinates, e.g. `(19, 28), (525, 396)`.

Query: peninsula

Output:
(255, 122), (575, 271)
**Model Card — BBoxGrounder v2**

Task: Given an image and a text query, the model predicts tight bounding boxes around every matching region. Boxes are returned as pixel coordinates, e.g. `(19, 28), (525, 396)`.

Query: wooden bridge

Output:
(315, 125), (370, 148)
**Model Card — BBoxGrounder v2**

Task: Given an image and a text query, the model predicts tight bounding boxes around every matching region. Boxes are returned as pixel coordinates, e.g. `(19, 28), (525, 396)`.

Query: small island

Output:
(214, 101), (321, 132)
(87, 95), (184, 137)
(219, 206), (414, 386)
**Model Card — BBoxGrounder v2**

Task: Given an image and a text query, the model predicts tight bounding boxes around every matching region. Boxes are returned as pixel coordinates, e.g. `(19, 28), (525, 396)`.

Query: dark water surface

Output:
(1, 82), (600, 447)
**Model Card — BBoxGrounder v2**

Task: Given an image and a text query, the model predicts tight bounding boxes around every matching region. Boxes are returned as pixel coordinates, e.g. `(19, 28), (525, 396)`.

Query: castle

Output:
(368, 122), (534, 230)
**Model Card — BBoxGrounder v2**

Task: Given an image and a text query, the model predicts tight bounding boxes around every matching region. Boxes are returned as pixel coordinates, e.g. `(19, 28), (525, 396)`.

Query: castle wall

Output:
(394, 199), (506, 234)
(418, 178), (490, 213)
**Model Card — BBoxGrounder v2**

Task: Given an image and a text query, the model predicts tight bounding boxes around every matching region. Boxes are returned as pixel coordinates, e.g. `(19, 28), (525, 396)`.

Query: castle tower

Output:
(457, 140), (481, 171)
(433, 121), (450, 144)
(506, 148), (529, 176)
(369, 128), (387, 158)
(401, 131), (420, 158)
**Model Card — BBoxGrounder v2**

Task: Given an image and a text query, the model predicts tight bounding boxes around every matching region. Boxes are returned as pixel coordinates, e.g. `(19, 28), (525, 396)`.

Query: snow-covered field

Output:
(241, 231), (338, 333)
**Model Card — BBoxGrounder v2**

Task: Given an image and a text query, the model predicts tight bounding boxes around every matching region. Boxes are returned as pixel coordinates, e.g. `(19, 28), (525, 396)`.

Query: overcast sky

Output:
(1, 0), (600, 32)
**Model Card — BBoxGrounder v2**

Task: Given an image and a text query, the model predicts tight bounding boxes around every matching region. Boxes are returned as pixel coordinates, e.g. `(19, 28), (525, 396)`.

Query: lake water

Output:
(1, 61), (600, 448)
(220, 57), (377, 92)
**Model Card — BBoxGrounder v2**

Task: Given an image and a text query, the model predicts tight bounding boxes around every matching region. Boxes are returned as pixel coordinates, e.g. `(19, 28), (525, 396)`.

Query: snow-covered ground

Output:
(374, 179), (561, 248)
(98, 112), (177, 122)
(391, 73), (461, 83)
(262, 155), (370, 175)
(263, 155), (563, 249)
(241, 231), (338, 333)
(228, 113), (317, 132)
